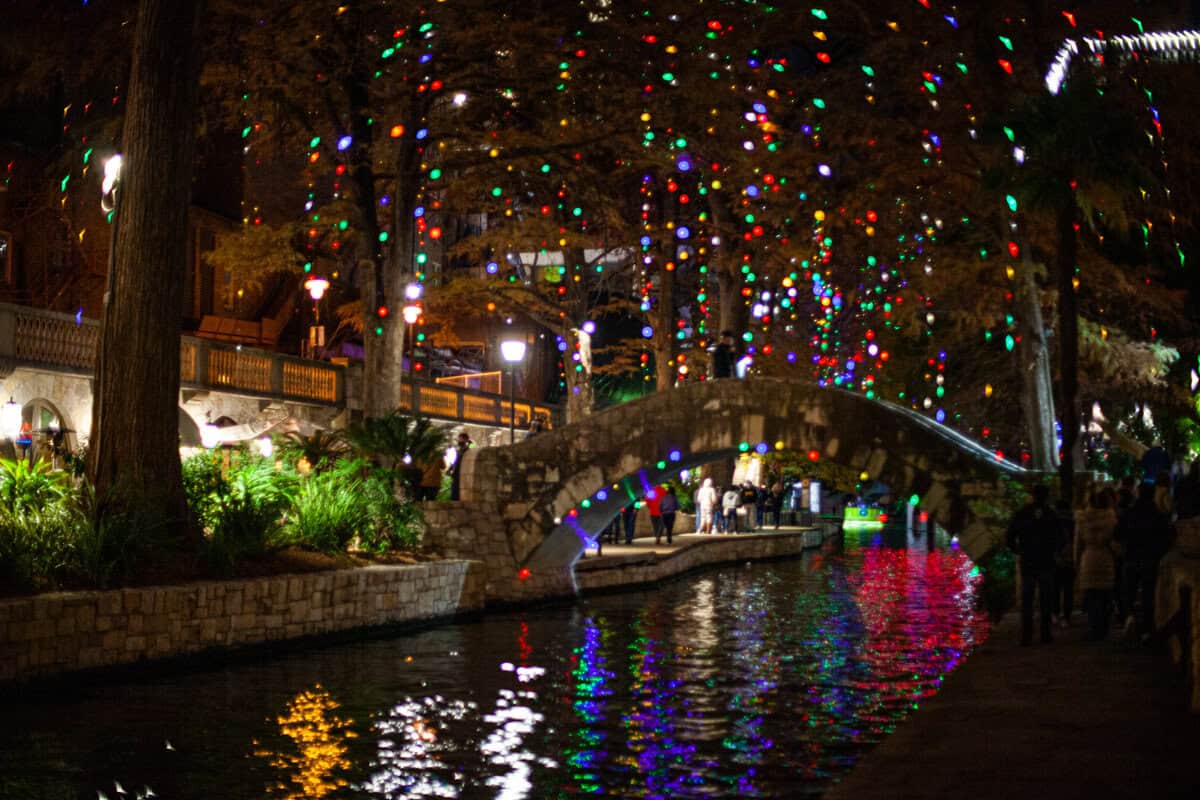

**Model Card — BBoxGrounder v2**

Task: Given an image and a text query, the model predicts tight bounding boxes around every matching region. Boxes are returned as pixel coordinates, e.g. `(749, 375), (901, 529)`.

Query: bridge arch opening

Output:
(525, 446), (930, 572)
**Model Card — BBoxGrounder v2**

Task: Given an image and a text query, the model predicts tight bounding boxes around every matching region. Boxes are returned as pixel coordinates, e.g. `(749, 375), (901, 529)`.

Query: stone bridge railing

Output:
(0, 302), (558, 425)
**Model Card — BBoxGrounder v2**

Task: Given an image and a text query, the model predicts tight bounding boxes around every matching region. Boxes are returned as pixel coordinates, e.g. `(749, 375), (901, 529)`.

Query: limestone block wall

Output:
(421, 502), (575, 603)
(0, 561), (485, 684)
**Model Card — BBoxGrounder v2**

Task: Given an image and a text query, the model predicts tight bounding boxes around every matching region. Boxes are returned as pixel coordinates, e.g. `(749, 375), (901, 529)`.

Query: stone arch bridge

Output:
(426, 378), (1033, 601)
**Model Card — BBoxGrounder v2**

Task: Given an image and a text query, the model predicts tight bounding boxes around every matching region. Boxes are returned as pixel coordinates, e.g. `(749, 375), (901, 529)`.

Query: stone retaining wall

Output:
(575, 530), (818, 593)
(421, 502), (576, 603)
(0, 561), (486, 684)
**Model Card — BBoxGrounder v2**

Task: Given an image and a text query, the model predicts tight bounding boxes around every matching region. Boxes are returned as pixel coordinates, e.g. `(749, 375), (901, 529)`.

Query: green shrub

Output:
(282, 469), (370, 554)
(199, 458), (296, 571)
(0, 504), (83, 592)
(182, 450), (228, 512)
(357, 471), (424, 554)
(71, 482), (180, 588)
(0, 458), (70, 514)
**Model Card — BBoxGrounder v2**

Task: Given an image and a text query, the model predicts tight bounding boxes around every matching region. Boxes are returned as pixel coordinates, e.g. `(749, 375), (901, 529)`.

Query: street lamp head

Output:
(402, 304), (422, 325)
(500, 339), (527, 364)
(304, 276), (330, 301)
(404, 282), (423, 301)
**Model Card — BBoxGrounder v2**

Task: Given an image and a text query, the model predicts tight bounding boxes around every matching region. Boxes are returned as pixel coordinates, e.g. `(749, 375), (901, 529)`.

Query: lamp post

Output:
(396, 283), (422, 407)
(500, 338), (527, 444)
(402, 302), (421, 376)
(304, 276), (330, 358)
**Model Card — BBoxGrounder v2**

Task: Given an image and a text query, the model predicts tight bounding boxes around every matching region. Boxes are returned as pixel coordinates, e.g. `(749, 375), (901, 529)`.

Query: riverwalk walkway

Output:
(572, 525), (825, 594)
(825, 610), (1200, 799)
(578, 523), (820, 560)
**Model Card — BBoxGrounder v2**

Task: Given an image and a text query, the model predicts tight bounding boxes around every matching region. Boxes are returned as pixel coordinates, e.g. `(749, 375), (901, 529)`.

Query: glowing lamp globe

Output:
(304, 277), (330, 301)
(501, 339), (527, 364)
(402, 304), (421, 325)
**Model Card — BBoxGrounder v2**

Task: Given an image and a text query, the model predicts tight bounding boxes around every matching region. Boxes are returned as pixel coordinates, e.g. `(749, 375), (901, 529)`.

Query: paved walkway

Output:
(577, 525), (818, 562)
(825, 611), (1200, 799)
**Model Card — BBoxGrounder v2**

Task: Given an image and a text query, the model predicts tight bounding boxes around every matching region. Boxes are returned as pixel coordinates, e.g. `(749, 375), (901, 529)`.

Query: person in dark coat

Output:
(1174, 459), (1200, 520)
(447, 432), (472, 501)
(710, 331), (737, 379)
(621, 501), (638, 545)
(658, 486), (680, 544)
(1006, 484), (1062, 645)
(1116, 482), (1174, 642)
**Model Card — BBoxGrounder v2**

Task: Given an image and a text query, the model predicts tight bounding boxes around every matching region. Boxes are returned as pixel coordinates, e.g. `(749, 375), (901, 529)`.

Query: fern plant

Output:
(274, 430), (349, 473)
(0, 503), (83, 592)
(281, 469), (370, 554)
(200, 459), (296, 570)
(357, 470), (425, 554)
(344, 412), (449, 468)
(0, 458), (70, 514)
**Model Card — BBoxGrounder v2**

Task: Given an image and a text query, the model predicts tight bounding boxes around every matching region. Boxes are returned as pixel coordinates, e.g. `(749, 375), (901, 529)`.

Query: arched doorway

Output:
(20, 398), (75, 468)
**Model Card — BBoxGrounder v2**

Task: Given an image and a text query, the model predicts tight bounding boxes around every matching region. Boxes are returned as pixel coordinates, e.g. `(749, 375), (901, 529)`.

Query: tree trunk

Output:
(563, 322), (595, 424)
(1016, 251), (1058, 471)
(87, 0), (204, 537)
(716, 264), (748, 340)
(708, 195), (749, 340)
(1056, 201), (1081, 502)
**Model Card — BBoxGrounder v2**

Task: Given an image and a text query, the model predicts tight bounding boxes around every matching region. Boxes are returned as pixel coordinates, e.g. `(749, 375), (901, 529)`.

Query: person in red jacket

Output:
(645, 486), (664, 543)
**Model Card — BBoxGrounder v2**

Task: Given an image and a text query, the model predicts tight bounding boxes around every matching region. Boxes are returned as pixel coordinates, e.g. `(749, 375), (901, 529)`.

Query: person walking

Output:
(697, 478), (717, 534)
(722, 485), (741, 534)
(1006, 484), (1061, 645)
(659, 485), (679, 545)
(1052, 499), (1076, 627)
(447, 432), (472, 501)
(1075, 488), (1119, 640)
(1117, 482), (1174, 642)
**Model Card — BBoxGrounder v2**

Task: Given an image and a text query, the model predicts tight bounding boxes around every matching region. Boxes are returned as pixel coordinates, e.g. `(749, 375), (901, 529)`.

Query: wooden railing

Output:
(0, 302), (558, 427)
(437, 370), (503, 395)
(0, 303), (340, 405)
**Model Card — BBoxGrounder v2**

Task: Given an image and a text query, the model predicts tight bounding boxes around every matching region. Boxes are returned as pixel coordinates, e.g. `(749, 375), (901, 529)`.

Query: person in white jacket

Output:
(697, 478), (717, 534)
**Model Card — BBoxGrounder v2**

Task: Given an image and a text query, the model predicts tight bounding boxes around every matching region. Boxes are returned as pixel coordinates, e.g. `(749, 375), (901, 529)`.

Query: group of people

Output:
(617, 484), (681, 545)
(1006, 461), (1196, 646)
(604, 475), (792, 546)
(693, 478), (785, 534)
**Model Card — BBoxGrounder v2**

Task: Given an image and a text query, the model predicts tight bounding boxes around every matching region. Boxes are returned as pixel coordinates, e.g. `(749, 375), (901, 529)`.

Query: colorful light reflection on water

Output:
(0, 532), (986, 799)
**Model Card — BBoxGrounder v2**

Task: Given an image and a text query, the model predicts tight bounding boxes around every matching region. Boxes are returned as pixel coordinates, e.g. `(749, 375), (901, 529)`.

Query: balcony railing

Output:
(0, 302), (559, 428)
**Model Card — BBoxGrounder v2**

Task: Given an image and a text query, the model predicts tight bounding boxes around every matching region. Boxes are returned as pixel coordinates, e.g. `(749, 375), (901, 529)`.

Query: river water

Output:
(0, 528), (987, 799)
